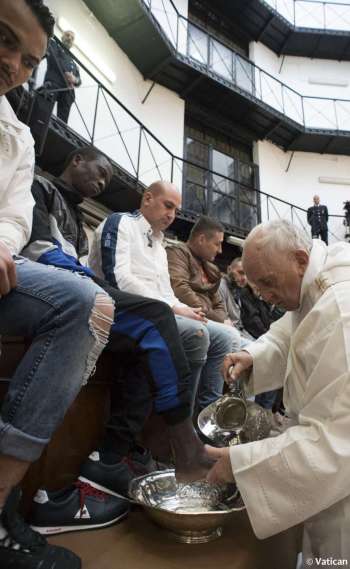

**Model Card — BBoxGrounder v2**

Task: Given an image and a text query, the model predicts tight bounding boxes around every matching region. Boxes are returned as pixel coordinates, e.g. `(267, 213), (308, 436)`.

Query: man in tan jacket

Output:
(167, 216), (227, 322)
(167, 216), (241, 408)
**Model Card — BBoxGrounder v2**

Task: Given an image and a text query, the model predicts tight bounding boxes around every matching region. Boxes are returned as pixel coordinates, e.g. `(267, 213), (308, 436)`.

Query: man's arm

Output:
(0, 142), (35, 256)
(307, 206), (312, 225)
(72, 63), (81, 87)
(219, 294), (350, 539)
(207, 289), (227, 322)
(66, 63), (81, 88)
(0, 242), (17, 295)
(219, 279), (241, 327)
(167, 246), (208, 309)
(224, 311), (291, 393)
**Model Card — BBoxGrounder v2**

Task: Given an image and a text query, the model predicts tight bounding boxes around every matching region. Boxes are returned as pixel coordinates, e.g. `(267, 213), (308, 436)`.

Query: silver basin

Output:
(129, 470), (245, 544)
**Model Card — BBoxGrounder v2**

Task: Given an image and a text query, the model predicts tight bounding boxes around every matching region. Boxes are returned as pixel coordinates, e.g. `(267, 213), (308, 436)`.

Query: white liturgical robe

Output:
(231, 239), (350, 560)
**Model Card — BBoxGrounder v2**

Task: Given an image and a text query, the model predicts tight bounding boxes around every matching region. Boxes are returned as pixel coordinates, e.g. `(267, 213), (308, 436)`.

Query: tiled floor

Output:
(50, 508), (301, 569)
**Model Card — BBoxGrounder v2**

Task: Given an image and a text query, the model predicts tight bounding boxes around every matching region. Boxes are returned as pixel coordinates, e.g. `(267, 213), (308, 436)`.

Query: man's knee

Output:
(90, 292), (115, 345)
(220, 325), (241, 352)
(179, 320), (210, 360)
(208, 322), (241, 354)
(81, 291), (114, 383)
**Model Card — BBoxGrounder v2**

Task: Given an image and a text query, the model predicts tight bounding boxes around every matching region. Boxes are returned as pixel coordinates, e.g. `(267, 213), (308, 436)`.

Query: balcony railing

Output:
(144, 0), (350, 132)
(32, 38), (347, 242)
(265, 0), (350, 31)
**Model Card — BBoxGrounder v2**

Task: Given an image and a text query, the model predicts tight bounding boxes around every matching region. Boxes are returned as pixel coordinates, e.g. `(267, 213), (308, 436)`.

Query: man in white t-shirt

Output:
(0, 2), (115, 568)
(89, 181), (240, 416)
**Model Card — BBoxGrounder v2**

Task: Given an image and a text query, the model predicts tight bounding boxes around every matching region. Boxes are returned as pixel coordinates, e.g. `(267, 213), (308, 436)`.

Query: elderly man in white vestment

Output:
(206, 219), (350, 565)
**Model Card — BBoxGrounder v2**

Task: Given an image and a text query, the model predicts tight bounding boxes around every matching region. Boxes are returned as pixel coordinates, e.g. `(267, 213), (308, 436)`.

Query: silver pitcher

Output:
(214, 378), (247, 431)
(197, 374), (248, 446)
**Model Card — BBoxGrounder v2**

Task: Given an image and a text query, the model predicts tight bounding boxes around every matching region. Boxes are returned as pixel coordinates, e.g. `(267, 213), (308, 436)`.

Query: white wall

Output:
(251, 41), (350, 99)
(254, 140), (350, 242)
(43, 0), (187, 191)
(250, 35), (350, 243)
(250, 42), (350, 130)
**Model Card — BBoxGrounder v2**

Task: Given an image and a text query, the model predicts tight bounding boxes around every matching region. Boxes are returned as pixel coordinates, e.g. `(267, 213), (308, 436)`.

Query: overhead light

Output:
(57, 17), (116, 84)
(309, 77), (348, 88)
(319, 177), (350, 186)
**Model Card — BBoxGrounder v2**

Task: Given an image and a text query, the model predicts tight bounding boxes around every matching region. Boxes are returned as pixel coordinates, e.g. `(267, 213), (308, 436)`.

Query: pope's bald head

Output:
(242, 220), (311, 311)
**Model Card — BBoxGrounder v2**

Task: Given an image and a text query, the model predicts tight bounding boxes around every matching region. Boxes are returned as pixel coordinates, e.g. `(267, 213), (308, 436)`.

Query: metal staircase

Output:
(10, 36), (345, 242)
(83, 0), (350, 157)
(208, 0), (350, 61)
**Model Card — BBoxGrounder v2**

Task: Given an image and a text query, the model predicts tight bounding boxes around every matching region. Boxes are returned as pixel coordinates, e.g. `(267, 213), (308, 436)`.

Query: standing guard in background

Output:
(307, 194), (328, 245)
(43, 30), (81, 123)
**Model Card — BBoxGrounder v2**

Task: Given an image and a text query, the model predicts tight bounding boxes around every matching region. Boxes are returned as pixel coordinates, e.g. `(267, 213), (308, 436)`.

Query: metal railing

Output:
(144, 0), (350, 132)
(36, 38), (347, 242)
(259, 194), (345, 242)
(265, 0), (350, 31)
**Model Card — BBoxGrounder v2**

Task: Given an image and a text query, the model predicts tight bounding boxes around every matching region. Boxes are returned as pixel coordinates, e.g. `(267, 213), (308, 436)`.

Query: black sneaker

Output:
(30, 481), (129, 535)
(79, 448), (168, 498)
(0, 487), (81, 569)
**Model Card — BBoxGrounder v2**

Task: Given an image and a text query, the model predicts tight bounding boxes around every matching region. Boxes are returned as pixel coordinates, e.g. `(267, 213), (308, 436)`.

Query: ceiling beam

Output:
(180, 74), (204, 97)
(256, 14), (276, 42)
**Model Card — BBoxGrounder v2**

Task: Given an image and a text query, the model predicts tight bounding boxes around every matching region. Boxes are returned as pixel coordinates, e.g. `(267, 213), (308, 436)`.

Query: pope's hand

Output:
(205, 446), (235, 484)
(222, 351), (253, 386)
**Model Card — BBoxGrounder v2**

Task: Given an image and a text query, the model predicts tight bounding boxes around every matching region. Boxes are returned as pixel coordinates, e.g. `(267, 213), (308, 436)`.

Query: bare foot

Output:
(168, 418), (214, 483)
(175, 445), (214, 483)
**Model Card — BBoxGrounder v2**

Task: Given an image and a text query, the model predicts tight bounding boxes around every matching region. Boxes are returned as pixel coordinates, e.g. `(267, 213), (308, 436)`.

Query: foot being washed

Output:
(168, 418), (214, 483)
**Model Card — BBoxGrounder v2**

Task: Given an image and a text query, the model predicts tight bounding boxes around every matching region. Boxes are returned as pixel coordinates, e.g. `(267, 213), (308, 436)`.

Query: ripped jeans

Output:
(176, 316), (241, 413)
(0, 258), (113, 462)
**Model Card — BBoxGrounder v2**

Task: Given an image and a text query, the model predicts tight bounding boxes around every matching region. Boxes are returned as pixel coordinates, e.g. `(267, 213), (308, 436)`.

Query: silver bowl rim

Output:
(128, 469), (245, 516)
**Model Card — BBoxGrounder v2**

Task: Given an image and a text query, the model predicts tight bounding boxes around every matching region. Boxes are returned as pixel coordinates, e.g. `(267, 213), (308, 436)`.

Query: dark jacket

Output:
(307, 204), (328, 234)
(239, 285), (284, 339)
(219, 275), (254, 340)
(44, 39), (81, 101)
(22, 174), (93, 276)
(166, 242), (226, 322)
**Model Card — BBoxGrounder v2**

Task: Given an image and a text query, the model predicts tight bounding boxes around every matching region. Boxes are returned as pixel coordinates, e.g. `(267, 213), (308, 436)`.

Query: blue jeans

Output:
(175, 317), (241, 412)
(0, 258), (110, 462)
(255, 390), (278, 410)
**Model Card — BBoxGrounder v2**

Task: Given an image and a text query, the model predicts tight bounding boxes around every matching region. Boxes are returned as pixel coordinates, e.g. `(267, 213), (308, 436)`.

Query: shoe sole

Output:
(31, 510), (128, 535)
(78, 476), (129, 500)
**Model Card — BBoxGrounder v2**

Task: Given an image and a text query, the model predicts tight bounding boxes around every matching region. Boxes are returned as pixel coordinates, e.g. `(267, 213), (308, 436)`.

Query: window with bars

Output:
(183, 126), (259, 232)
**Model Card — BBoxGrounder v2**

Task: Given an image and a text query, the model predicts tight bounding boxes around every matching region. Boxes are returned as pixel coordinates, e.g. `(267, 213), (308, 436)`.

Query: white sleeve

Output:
(244, 311), (291, 394)
(113, 219), (165, 301)
(230, 294), (350, 539)
(0, 141), (35, 255)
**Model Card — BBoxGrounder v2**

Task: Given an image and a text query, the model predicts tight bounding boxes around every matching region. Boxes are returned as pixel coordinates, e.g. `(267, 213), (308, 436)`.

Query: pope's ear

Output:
(294, 249), (309, 274)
